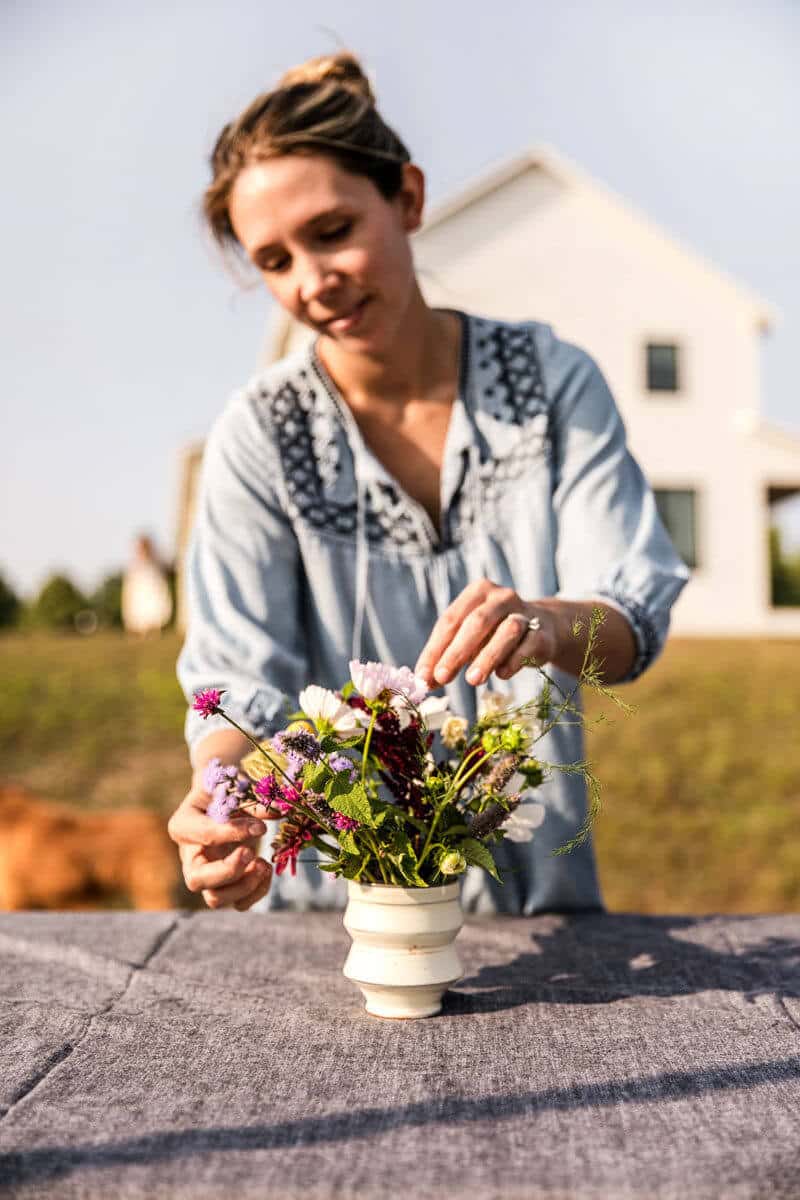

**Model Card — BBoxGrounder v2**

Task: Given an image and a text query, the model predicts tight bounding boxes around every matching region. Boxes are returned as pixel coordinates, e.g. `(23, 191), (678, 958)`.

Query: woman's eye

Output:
(319, 221), (352, 242)
(261, 256), (290, 273)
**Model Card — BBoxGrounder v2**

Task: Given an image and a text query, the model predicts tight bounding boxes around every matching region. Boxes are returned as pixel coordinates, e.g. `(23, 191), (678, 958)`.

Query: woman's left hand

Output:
(414, 578), (559, 688)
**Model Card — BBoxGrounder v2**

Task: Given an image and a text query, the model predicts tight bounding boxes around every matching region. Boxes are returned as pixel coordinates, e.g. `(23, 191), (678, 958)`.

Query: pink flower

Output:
(349, 659), (428, 705)
(193, 688), (223, 720)
(254, 774), (296, 816)
(273, 829), (313, 876)
(333, 813), (360, 833)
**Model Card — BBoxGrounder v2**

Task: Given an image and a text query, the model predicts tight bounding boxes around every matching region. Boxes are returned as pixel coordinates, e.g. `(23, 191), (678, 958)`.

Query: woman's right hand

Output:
(167, 784), (273, 911)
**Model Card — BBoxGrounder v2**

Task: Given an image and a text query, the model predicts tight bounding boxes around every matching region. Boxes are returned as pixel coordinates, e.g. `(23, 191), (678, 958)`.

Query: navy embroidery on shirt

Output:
(262, 377), (428, 548)
(474, 320), (549, 425)
(256, 318), (552, 551)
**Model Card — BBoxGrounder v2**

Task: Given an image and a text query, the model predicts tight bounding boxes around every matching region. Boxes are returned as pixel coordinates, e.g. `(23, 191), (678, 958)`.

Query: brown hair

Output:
(204, 52), (412, 252)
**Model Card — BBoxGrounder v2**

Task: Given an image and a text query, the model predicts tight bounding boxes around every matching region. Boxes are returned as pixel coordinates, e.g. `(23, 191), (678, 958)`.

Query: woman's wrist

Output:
(532, 597), (636, 682)
(190, 728), (253, 790)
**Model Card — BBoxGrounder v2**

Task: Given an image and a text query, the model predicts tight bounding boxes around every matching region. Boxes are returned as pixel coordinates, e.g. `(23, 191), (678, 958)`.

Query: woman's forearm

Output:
(534, 597), (637, 684)
(190, 728), (254, 789)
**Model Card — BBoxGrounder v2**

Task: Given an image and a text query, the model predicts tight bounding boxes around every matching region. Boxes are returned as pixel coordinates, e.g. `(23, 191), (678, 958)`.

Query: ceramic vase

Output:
(342, 880), (464, 1019)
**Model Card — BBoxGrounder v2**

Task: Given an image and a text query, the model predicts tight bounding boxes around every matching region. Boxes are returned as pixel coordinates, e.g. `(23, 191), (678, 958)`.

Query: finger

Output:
(234, 872), (273, 911)
(169, 795), (267, 849)
(495, 622), (558, 680)
(414, 578), (494, 684)
(203, 858), (272, 910)
(427, 588), (521, 685)
(465, 612), (537, 686)
(182, 841), (259, 894)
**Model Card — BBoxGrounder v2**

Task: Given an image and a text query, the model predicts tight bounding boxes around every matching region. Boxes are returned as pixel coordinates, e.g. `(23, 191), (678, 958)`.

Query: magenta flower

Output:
(254, 774), (295, 816)
(333, 813), (360, 833)
(193, 688), (223, 720)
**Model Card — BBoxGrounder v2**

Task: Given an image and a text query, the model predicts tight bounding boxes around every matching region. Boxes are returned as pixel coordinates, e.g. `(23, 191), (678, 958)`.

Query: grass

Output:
(3, 630), (799, 913)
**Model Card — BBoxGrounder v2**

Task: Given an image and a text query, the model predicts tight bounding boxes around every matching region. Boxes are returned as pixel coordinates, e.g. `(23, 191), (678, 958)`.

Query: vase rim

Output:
(346, 880), (460, 903)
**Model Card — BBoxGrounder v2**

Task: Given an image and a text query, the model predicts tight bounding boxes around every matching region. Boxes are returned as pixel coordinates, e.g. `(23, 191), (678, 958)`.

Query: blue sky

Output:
(2, 0), (798, 595)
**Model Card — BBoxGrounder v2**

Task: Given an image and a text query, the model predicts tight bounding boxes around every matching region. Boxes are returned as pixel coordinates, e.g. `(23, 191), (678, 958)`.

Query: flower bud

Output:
(440, 716), (468, 749)
(500, 723), (528, 752)
(438, 849), (467, 876)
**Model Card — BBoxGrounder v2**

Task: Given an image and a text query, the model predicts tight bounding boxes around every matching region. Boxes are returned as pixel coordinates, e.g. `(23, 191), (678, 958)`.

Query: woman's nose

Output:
(298, 256), (341, 308)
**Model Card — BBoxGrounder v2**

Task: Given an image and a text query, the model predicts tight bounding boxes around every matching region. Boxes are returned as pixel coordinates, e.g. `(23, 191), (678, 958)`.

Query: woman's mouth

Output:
(325, 296), (371, 334)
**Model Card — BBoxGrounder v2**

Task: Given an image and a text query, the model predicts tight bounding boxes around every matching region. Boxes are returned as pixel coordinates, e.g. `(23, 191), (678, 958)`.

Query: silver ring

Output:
(510, 612), (541, 634)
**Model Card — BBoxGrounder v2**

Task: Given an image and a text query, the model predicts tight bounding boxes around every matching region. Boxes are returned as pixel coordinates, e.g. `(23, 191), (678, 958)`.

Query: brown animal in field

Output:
(0, 785), (179, 910)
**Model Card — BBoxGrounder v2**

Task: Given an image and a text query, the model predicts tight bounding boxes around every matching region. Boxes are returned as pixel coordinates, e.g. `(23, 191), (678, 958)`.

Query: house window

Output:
(654, 489), (697, 568)
(646, 343), (680, 392)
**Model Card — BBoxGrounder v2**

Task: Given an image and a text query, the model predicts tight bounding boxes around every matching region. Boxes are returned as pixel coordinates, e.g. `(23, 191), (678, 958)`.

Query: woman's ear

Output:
(396, 163), (425, 233)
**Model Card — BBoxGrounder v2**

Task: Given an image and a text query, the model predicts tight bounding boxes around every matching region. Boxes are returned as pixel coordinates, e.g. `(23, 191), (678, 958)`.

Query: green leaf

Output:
(460, 837), (501, 880)
(303, 762), (331, 793)
(326, 778), (376, 827)
(337, 830), (359, 856)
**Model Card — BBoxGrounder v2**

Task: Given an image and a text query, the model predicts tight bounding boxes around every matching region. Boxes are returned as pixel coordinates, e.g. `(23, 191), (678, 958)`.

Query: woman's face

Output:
(228, 154), (425, 353)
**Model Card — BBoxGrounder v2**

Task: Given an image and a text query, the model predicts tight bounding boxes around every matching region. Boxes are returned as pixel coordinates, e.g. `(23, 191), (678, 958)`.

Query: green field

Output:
(2, 631), (799, 913)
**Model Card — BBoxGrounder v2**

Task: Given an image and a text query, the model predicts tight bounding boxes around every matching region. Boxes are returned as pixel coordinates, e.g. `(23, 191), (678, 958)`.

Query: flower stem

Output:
(213, 709), (297, 789)
(361, 708), (378, 787)
(364, 829), (390, 883)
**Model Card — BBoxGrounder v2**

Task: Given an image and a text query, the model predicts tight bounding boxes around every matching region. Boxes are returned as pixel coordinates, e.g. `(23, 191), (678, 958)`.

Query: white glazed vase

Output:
(342, 880), (464, 1019)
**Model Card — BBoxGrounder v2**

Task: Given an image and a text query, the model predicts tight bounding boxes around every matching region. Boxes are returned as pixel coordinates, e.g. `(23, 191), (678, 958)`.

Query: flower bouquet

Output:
(193, 609), (624, 1017)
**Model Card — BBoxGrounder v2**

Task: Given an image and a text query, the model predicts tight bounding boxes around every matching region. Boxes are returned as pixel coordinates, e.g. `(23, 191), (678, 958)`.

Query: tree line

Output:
(0, 567), (177, 632)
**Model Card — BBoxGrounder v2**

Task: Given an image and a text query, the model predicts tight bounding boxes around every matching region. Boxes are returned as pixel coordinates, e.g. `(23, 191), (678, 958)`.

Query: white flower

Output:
(440, 715), (469, 749)
(478, 690), (512, 719)
(349, 659), (429, 705)
(502, 801), (546, 844)
(390, 692), (449, 731)
(418, 694), (451, 730)
(299, 685), (363, 737)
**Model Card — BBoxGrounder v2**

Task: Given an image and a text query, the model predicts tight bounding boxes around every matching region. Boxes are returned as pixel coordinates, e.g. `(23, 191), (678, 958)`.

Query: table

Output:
(0, 910), (799, 1198)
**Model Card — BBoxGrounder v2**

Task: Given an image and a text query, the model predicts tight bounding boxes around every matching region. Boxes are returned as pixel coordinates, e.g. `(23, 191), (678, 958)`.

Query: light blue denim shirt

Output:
(177, 311), (689, 915)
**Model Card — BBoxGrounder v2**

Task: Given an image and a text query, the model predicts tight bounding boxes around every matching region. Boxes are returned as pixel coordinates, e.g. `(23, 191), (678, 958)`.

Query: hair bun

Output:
(277, 52), (375, 105)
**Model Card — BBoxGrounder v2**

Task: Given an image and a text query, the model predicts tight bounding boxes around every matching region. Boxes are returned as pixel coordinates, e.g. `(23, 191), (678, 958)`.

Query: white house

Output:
(262, 145), (800, 636)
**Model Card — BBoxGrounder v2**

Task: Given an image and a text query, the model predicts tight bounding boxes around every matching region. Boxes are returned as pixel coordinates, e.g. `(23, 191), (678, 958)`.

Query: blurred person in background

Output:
(121, 533), (173, 636)
(168, 52), (689, 916)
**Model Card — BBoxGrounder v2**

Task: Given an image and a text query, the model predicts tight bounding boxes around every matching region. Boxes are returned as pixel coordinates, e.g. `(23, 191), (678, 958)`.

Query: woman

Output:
(169, 52), (689, 915)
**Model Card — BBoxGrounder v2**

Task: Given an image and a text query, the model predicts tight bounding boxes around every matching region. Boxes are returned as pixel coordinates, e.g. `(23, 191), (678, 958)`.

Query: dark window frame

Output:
(653, 487), (699, 569)
(645, 342), (681, 393)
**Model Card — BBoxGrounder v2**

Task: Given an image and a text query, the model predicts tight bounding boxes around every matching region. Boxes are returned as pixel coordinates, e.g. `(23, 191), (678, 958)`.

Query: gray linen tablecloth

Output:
(0, 909), (799, 1199)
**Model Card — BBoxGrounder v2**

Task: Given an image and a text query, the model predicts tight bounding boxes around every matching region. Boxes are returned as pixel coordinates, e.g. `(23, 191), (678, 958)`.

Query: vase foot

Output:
(352, 979), (459, 1020)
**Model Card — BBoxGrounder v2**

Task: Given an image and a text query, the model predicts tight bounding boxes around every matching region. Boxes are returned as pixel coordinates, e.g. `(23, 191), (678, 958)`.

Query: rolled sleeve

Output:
(538, 328), (690, 681)
(177, 387), (307, 763)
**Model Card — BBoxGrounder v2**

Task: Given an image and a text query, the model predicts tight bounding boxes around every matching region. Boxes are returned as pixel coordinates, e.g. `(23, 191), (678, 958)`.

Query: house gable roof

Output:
(417, 144), (777, 333)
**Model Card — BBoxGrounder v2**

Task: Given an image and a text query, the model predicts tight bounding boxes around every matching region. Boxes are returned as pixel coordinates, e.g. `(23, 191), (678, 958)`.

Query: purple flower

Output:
(193, 688), (223, 720)
(333, 813), (360, 833)
(202, 757), (228, 793)
(207, 784), (239, 823)
(328, 754), (358, 782)
(273, 729), (321, 761)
